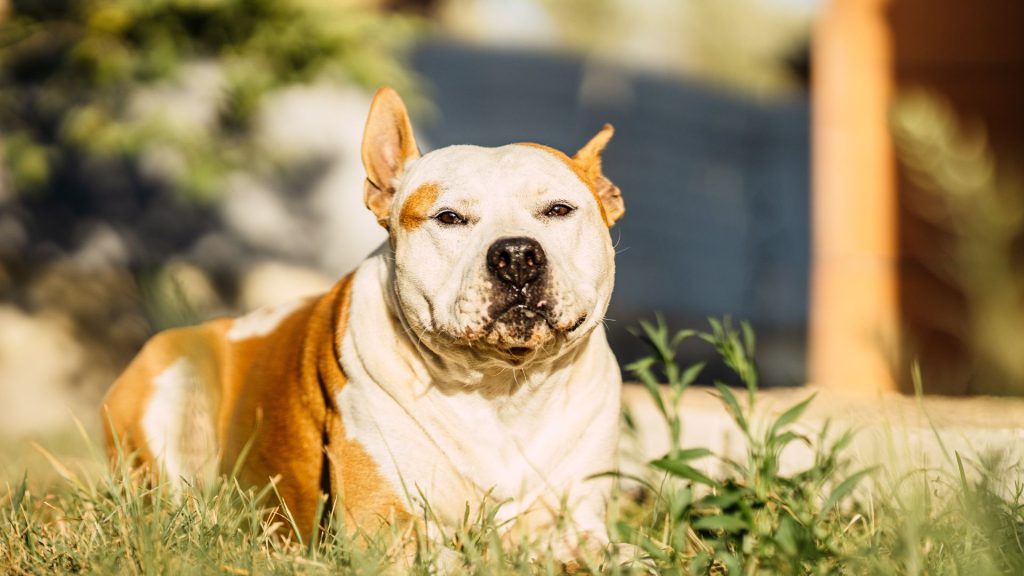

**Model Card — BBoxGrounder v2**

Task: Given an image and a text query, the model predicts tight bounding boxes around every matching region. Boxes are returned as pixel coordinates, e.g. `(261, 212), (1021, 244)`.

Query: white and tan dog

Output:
(103, 88), (626, 559)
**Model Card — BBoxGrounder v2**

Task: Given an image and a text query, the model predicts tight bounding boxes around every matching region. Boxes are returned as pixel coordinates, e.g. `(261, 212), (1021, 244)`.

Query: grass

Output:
(3, 319), (1024, 574)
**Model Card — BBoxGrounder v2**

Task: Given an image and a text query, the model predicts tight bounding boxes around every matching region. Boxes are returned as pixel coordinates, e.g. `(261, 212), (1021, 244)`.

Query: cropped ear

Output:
(361, 87), (421, 227)
(573, 124), (624, 226)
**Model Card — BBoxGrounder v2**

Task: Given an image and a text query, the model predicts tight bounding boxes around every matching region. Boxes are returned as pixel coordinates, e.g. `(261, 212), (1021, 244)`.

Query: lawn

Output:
(2, 319), (1022, 575)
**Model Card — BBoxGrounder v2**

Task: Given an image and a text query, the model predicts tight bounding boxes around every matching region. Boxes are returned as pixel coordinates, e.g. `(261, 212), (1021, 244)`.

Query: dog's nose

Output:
(487, 237), (546, 289)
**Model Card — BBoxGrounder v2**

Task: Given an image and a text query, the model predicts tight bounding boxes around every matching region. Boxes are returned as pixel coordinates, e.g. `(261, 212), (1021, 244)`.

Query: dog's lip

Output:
(478, 306), (589, 359)
(488, 303), (588, 334)
(567, 314), (588, 332)
(490, 302), (555, 328)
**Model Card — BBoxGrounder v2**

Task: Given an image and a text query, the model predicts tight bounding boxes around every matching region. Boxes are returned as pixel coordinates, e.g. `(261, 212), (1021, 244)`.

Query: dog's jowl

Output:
(103, 87), (626, 560)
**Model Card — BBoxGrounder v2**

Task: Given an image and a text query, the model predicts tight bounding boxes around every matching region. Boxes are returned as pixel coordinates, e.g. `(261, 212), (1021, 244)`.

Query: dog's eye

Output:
(434, 210), (467, 226)
(544, 203), (575, 218)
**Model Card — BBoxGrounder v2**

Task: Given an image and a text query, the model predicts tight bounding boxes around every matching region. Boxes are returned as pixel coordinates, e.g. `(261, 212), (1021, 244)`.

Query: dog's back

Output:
(103, 276), (403, 536)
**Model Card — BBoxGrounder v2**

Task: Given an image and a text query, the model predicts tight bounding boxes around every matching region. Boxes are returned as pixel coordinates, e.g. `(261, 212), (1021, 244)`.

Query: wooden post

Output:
(809, 0), (898, 395)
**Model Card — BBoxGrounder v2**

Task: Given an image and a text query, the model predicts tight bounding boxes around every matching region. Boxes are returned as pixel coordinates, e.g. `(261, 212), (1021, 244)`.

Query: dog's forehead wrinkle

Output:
(403, 144), (588, 203)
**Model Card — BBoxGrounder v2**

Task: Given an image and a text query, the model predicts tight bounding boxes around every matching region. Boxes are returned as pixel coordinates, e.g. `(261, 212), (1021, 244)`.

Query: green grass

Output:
(3, 319), (1023, 574)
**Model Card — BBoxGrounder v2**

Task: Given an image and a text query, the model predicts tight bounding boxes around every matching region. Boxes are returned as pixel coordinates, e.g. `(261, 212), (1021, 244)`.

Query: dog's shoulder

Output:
(102, 273), (355, 471)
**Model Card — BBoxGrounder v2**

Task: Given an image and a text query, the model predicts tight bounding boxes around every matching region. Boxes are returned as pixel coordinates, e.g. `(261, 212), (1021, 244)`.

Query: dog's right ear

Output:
(362, 87), (421, 228)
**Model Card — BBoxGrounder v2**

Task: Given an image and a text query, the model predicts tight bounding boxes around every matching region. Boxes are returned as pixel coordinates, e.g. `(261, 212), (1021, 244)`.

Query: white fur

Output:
(227, 299), (306, 341)
(389, 144), (615, 372)
(337, 255), (621, 544)
(333, 142), (622, 552)
(142, 357), (218, 486)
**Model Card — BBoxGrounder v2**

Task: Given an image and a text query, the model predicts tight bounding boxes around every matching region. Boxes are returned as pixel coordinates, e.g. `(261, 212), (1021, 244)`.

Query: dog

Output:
(103, 87), (626, 561)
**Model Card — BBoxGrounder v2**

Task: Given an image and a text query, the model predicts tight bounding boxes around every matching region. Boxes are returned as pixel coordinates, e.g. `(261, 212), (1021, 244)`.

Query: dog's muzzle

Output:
(482, 237), (558, 351)
(450, 236), (589, 360)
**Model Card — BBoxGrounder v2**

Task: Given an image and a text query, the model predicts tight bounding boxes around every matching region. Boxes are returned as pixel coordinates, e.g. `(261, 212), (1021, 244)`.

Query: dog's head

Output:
(361, 88), (624, 366)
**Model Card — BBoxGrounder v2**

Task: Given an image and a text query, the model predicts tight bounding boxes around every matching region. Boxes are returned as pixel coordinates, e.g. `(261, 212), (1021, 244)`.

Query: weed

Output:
(622, 316), (1024, 575)
(622, 316), (871, 574)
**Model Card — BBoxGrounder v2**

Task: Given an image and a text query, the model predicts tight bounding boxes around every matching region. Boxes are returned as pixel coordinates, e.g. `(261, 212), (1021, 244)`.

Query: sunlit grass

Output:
(619, 317), (1024, 575)
(3, 319), (1023, 574)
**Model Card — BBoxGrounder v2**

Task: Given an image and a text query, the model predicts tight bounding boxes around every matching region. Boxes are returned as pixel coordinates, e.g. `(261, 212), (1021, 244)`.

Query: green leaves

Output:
(817, 467), (877, 523)
(10, 473), (28, 512)
(0, 0), (421, 199)
(627, 356), (667, 417)
(701, 316), (758, 400)
(714, 382), (749, 436)
(627, 316), (704, 458)
(693, 515), (749, 533)
(651, 452), (718, 488)
(623, 316), (878, 574)
(769, 393), (816, 439)
(628, 314), (699, 391)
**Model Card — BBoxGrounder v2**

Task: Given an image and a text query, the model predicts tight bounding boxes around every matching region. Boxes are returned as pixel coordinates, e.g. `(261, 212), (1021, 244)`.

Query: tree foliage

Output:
(0, 0), (419, 200)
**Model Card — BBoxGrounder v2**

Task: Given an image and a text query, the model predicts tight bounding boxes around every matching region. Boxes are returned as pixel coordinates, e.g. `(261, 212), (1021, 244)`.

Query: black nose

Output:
(487, 237), (546, 289)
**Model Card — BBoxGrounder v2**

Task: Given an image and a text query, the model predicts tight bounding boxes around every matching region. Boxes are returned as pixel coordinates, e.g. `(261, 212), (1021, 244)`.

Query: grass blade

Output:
(651, 458), (719, 488)
(818, 467), (877, 521)
(769, 393), (817, 438)
(713, 383), (749, 435)
(693, 515), (749, 533)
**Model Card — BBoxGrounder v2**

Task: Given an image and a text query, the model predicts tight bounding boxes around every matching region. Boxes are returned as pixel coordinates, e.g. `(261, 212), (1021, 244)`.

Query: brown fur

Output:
(515, 133), (623, 226)
(102, 275), (406, 541)
(399, 182), (441, 231)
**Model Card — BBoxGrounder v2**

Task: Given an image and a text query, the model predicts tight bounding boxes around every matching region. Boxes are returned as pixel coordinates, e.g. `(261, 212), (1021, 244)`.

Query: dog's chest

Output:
(334, 371), (594, 521)
(436, 387), (574, 485)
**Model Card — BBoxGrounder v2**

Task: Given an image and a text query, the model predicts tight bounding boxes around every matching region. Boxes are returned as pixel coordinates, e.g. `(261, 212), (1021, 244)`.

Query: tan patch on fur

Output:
(399, 182), (441, 230)
(104, 274), (407, 541)
(515, 142), (612, 226)
(102, 319), (231, 470)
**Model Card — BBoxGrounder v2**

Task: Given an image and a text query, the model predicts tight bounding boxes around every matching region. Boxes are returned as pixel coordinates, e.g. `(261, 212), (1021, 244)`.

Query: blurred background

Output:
(0, 0), (1021, 445)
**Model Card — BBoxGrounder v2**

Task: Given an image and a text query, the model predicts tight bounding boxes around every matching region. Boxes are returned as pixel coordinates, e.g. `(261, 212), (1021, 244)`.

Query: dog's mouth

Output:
(489, 302), (586, 331)
(492, 302), (551, 325)
(480, 300), (588, 356)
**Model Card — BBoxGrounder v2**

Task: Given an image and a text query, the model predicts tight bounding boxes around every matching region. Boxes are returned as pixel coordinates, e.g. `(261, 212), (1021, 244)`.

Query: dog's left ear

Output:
(362, 87), (421, 228)
(573, 124), (624, 226)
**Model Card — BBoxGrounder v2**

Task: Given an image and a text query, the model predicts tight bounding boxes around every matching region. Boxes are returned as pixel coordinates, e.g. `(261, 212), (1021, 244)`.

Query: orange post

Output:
(809, 0), (898, 395)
